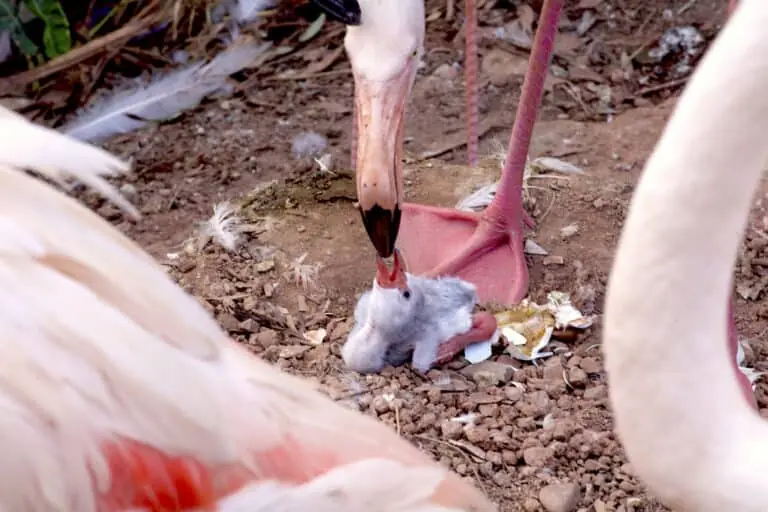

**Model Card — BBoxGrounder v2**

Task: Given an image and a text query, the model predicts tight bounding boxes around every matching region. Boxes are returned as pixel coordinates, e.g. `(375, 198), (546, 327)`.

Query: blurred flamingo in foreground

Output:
(604, 0), (768, 510)
(0, 105), (494, 510)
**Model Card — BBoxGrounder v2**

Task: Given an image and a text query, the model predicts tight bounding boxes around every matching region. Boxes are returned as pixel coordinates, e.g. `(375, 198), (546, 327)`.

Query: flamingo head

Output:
(312, 0), (425, 258)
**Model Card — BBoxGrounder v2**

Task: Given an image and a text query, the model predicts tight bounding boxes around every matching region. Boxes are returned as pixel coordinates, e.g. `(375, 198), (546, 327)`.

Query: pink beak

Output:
(375, 248), (408, 289)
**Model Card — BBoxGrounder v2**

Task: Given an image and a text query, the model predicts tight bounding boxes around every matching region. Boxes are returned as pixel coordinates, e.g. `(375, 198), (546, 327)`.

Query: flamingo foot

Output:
(397, 202), (529, 305)
(435, 311), (498, 365)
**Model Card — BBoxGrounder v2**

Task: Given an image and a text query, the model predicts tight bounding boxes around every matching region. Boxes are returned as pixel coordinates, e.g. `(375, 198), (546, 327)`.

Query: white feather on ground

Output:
(62, 41), (270, 144)
(198, 201), (243, 252)
(292, 131), (328, 159)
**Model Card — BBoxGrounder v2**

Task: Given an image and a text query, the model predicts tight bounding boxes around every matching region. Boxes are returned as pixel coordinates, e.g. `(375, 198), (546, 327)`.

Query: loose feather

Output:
(62, 41), (270, 143)
(0, 105), (138, 219)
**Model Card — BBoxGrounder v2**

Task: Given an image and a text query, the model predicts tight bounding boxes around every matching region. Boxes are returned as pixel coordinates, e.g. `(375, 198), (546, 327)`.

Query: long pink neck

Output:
(487, 0), (563, 220)
(464, 0), (479, 167)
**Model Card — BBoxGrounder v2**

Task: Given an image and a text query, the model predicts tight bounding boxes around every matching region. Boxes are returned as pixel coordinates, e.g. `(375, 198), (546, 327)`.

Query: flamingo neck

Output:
(604, 0), (768, 509)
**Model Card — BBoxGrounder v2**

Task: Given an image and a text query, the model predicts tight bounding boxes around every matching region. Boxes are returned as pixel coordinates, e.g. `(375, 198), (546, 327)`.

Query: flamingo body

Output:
(0, 107), (495, 511)
(604, 0), (768, 509)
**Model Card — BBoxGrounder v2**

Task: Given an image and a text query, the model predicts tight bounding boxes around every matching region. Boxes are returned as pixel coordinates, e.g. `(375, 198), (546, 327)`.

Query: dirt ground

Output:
(78, 0), (768, 510)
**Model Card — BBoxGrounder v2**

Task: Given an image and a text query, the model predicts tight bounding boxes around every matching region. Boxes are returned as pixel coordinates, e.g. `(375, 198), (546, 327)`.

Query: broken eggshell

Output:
(494, 292), (592, 361)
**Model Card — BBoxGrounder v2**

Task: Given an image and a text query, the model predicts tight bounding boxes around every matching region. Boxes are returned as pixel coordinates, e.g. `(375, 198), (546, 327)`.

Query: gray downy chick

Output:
(342, 271), (477, 374)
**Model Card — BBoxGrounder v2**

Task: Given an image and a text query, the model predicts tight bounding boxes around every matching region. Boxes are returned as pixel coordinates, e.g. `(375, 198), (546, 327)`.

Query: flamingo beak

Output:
(310, 0), (362, 25)
(375, 249), (409, 289)
(354, 62), (417, 259)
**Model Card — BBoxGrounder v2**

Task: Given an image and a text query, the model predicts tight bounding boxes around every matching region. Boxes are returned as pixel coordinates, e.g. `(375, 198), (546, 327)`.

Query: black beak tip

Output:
(360, 204), (401, 259)
(310, 0), (362, 25)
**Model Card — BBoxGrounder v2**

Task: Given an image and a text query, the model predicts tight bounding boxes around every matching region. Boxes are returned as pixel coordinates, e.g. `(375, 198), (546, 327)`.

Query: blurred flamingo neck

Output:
(604, 0), (768, 508)
(486, 0), (563, 221)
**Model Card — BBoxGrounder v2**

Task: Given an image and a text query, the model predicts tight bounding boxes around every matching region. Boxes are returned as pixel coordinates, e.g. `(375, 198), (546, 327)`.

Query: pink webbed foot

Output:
(393, 0), (563, 306)
(435, 311), (498, 365)
(397, 203), (530, 305)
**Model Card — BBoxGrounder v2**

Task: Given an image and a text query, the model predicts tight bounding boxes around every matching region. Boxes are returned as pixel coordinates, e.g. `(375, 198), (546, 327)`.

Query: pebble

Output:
(504, 385), (525, 402)
(584, 385), (608, 400)
(441, 420), (464, 440)
(217, 312), (239, 332)
(539, 482), (582, 512)
(579, 357), (602, 374)
(256, 328), (280, 349)
(461, 361), (517, 386)
(523, 446), (554, 467)
(523, 498), (541, 511)
(568, 367), (589, 388)
(482, 48), (529, 86)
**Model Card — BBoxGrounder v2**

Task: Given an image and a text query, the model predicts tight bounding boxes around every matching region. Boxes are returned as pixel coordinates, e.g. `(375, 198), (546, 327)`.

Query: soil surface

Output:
(78, 0), (768, 510)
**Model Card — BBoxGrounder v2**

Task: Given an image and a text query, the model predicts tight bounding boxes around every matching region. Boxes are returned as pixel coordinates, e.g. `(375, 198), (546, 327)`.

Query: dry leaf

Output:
(254, 260), (276, 272)
(304, 328), (327, 345)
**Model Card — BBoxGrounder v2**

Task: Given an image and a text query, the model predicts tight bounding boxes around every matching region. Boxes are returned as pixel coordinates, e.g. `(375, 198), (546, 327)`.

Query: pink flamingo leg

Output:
(398, 0), (563, 305)
(464, 0), (479, 167)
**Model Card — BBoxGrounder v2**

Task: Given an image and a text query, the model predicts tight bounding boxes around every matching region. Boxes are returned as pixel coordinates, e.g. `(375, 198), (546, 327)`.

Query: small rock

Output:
(256, 328), (280, 349)
(432, 63), (458, 80)
(239, 318), (258, 333)
(177, 259), (197, 273)
(371, 396), (391, 415)
(254, 260), (276, 273)
(560, 223), (579, 239)
(119, 183), (138, 200)
(584, 385), (607, 400)
(504, 386), (524, 402)
(217, 312), (239, 332)
(523, 498), (541, 511)
(543, 363), (564, 381)
(539, 482), (581, 512)
(523, 446), (554, 466)
(543, 255), (565, 266)
(464, 426), (490, 444)
(579, 357), (601, 374)
(461, 361), (517, 386)
(279, 345), (310, 359)
(482, 48), (529, 86)
(567, 367), (589, 388)
(440, 419), (464, 439)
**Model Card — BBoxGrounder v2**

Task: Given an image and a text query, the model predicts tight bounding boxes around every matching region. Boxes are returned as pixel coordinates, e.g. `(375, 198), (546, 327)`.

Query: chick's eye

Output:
(402, 290), (411, 300)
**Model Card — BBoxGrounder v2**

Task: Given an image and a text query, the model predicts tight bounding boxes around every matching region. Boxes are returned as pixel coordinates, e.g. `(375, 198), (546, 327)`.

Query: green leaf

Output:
(22, 0), (71, 58)
(0, 0), (38, 57)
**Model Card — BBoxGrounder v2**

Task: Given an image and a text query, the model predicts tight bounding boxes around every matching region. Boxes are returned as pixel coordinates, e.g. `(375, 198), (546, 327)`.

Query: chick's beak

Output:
(375, 249), (408, 289)
(354, 63), (416, 259)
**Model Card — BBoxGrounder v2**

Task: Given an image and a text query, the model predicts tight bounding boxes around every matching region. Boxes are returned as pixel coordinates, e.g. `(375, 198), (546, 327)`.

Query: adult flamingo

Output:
(604, 0), (768, 510)
(313, 0), (560, 306)
(0, 105), (495, 510)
